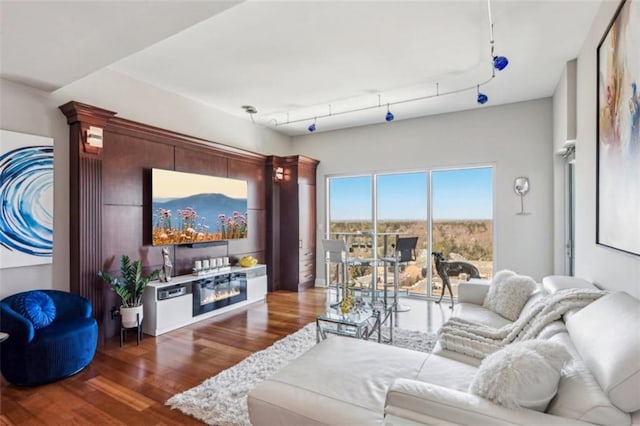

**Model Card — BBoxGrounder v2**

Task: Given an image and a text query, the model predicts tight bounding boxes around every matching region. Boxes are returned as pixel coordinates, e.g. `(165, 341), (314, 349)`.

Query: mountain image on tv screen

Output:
(151, 169), (248, 245)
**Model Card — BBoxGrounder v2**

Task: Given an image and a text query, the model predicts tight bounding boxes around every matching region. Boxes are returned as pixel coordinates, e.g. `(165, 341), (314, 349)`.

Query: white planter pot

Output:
(120, 305), (143, 328)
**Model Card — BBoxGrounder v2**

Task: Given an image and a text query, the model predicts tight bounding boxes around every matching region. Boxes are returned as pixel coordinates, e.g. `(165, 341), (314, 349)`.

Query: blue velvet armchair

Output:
(0, 289), (98, 386)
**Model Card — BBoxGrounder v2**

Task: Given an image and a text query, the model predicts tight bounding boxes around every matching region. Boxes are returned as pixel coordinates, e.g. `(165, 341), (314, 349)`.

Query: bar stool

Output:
(322, 239), (350, 304)
(381, 236), (418, 312)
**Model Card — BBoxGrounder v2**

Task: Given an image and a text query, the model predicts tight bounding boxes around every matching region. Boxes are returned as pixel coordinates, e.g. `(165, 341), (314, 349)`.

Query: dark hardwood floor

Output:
(0, 289), (449, 425)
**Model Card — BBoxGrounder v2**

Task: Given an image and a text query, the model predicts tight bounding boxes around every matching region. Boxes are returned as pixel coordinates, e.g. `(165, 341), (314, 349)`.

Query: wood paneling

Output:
(79, 156), (107, 338)
(271, 156), (319, 292)
(102, 205), (167, 272)
(299, 183), (315, 249)
(227, 209), (266, 254)
(173, 244), (228, 276)
(265, 157), (281, 292)
(174, 146), (227, 177)
(61, 102), (278, 342)
(102, 133), (174, 206)
(228, 158), (266, 210)
(60, 102), (118, 346)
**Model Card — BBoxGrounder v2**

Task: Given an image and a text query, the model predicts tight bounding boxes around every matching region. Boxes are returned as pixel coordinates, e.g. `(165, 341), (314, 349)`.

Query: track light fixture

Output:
(493, 56), (509, 71)
(477, 85), (488, 105)
(385, 104), (394, 122)
(263, 0), (508, 131)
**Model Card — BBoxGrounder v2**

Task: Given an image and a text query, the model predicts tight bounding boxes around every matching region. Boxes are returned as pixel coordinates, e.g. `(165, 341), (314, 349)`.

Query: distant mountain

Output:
(153, 197), (176, 203)
(152, 193), (247, 230)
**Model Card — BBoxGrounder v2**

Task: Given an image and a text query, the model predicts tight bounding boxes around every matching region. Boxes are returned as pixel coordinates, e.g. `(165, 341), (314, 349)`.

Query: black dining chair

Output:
(381, 236), (418, 312)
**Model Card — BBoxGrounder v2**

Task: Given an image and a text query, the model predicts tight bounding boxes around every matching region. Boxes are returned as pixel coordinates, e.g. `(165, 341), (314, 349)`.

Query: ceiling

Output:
(1, 0), (601, 136)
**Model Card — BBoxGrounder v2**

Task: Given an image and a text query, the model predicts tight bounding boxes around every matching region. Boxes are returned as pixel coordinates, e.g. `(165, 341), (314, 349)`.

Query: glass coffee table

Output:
(316, 304), (392, 343)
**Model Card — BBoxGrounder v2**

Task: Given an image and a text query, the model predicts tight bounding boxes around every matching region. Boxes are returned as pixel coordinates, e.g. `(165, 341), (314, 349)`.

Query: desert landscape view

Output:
(328, 219), (493, 297)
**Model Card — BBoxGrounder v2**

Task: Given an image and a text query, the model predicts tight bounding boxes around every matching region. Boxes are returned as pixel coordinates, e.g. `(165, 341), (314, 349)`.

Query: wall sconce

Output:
(86, 126), (103, 148)
(514, 177), (531, 215)
(81, 125), (104, 154)
(273, 166), (284, 182)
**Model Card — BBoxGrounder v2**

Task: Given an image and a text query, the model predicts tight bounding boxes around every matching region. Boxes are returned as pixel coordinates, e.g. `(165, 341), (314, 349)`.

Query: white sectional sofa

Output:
(248, 278), (640, 425)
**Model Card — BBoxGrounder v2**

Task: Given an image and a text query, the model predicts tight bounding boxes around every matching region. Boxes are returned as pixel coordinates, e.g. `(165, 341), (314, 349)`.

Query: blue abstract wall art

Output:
(0, 130), (54, 269)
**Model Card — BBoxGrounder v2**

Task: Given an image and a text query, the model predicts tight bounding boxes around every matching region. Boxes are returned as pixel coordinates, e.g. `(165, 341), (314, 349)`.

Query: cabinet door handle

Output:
(299, 240), (303, 248)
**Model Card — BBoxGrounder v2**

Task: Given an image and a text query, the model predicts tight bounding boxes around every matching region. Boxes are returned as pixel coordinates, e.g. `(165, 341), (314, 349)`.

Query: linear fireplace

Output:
(192, 273), (247, 316)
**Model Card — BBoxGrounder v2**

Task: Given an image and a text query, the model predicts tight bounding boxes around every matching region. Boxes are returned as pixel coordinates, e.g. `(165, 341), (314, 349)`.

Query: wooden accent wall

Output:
(59, 102), (116, 345)
(60, 101), (273, 342)
(266, 155), (319, 292)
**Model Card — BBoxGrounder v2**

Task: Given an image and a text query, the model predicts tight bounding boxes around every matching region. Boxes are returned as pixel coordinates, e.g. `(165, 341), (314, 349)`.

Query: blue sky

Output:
(329, 168), (493, 221)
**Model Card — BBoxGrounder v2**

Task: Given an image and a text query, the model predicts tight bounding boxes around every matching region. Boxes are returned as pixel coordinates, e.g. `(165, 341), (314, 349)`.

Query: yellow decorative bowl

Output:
(238, 256), (258, 267)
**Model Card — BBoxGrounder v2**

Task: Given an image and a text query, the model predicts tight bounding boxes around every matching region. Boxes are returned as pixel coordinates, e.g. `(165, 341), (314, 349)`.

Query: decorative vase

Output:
(120, 305), (143, 328)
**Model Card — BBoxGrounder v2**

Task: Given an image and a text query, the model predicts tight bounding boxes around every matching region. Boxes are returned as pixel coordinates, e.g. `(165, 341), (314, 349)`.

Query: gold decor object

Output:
(238, 256), (258, 267)
(339, 285), (357, 314)
(340, 295), (354, 315)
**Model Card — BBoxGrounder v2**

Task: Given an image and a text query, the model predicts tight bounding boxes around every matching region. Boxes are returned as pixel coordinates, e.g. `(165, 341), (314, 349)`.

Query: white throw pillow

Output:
(483, 270), (536, 321)
(469, 340), (571, 411)
(482, 269), (515, 311)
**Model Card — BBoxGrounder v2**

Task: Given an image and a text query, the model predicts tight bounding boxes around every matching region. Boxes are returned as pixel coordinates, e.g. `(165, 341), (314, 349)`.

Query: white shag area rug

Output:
(166, 322), (437, 426)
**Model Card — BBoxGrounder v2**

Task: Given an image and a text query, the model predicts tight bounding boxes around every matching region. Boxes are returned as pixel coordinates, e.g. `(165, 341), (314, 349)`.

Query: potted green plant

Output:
(98, 255), (159, 328)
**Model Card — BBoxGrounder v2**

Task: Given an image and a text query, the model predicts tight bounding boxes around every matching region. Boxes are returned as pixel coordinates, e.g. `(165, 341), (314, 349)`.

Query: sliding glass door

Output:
(327, 175), (373, 290)
(431, 167), (494, 298)
(376, 172), (428, 296)
(327, 165), (493, 300)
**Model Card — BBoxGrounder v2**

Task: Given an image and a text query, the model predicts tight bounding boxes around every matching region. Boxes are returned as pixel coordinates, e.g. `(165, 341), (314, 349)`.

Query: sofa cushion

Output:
(566, 291), (640, 413)
(483, 270), (536, 321)
(12, 291), (56, 329)
(386, 379), (594, 426)
(452, 303), (512, 329)
(468, 339), (570, 411)
(546, 332), (630, 425)
(248, 336), (429, 426)
(542, 275), (594, 294)
(415, 353), (477, 392)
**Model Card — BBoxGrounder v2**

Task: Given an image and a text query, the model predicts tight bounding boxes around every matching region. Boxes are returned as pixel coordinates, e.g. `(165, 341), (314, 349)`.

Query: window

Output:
(326, 165), (493, 300)
(431, 167), (494, 298)
(376, 172), (428, 295)
(328, 176), (373, 290)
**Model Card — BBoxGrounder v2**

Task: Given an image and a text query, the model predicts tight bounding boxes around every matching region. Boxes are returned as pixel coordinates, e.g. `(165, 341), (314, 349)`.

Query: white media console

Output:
(142, 264), (267, 336)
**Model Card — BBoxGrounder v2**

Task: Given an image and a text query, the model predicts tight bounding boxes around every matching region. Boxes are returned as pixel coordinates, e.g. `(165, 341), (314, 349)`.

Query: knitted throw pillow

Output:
(469, 339), (571, 411)
(13, 291), (56, 329)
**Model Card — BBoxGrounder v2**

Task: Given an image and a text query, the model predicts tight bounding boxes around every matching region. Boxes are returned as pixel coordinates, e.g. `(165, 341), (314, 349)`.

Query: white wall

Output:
(0, 72), (291, 299)
(570, 1), (640, 297)
(552, 66), (569, 275)
(50, 69), (291, 156)
(292, 98), (555, 283)
(552, 60), (577, 275)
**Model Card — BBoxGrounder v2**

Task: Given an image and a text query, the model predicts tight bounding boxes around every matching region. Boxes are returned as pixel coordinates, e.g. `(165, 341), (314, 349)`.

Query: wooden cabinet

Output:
(266, 155), (319, 292)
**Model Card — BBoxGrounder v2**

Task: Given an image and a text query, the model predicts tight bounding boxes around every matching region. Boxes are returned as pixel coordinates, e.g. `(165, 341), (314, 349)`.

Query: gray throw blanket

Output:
(438, 288), (606, 359)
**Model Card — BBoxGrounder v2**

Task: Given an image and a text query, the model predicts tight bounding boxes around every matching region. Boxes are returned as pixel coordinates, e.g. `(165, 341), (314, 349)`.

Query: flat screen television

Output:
(151, 168), (248, 246)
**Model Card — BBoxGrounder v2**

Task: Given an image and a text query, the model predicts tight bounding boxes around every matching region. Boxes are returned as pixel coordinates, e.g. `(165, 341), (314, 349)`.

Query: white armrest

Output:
(457, 281), (490, 305)
(385, 378), (592, 426)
